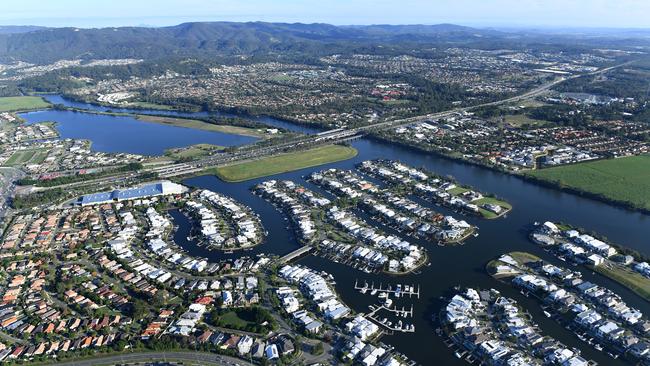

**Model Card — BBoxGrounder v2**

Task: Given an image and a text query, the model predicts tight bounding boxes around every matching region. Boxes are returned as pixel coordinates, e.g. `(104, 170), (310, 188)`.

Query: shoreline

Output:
(368, 133), (650, 216)
(56, 93), (326, 132)
(134, 114), (269, 138)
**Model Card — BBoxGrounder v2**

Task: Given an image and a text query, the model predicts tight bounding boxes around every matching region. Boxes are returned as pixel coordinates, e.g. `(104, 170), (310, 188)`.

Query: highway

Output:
(30, 62), (630, 194)
(158, 62), (630, 177)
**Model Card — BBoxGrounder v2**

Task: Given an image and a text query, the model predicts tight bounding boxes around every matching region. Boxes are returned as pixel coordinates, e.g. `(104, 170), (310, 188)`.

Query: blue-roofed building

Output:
(78, 181), (186, 206)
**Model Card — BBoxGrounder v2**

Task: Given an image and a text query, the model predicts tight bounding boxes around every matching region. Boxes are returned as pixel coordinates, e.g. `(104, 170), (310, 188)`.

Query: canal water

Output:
(27, 96), (650, 365)
(183, 138), (650, 366)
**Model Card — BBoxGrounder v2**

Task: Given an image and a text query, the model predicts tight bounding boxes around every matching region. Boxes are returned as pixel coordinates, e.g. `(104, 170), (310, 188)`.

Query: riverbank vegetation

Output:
(209, 144), (358, 182)
(0, 96), (50, 112)
(136, 115), (269, 138)
(525, 155), (650, 211)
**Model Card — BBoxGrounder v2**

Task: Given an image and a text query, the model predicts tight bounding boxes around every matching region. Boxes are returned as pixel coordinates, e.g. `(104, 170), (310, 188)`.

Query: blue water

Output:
(19, 109), (258, 156)
(40, 94), (323, 135)
(183, 138), (650, 366)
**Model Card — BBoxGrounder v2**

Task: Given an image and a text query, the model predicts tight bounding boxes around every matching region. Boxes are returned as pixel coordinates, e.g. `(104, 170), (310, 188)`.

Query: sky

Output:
(0, 0), (648, 29)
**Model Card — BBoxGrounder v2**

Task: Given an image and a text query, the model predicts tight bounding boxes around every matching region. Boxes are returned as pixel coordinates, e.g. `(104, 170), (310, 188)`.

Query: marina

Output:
(354, 279), (421, 299)
(366, 307), (416, 334)
(20, 96), (650, 366)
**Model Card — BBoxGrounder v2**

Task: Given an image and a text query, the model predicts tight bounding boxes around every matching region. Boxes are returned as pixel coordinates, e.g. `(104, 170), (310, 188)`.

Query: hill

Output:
(0, 26), (47, 34)
(0, 22), (505, 64)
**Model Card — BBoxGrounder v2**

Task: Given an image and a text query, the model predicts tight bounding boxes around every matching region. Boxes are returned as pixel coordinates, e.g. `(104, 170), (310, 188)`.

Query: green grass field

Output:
(3, 148), (49, 166)
(211, 145), (358, 182)
(495, 113), (547, 127)
(593, 262), (650, 302)
(128, 101), (176, 110)
(526, 155), (650, 211)
(217, 311), (254, 329)
(447, 186), (470, 195)
(0, 96), (50, 112)
(508, 251), (541, 264)
(4, 151), (35, 165)
(165, 144), (224, 160)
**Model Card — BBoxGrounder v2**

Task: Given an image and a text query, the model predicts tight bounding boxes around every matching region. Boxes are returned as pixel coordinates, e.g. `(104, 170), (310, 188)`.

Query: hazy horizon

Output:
(1, 0), (649, 29)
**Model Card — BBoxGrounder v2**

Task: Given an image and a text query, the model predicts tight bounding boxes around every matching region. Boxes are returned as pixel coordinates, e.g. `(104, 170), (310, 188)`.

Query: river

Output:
(27, 95), (650, 365)
(39, 94), (323, 135)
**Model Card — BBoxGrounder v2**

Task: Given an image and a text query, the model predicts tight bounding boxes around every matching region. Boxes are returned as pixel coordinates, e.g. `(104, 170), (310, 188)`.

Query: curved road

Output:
(45, 351), (255, 366)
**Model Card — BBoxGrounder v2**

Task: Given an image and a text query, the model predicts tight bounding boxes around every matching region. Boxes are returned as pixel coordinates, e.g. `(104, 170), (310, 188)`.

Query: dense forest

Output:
(1, 22), (648, 64)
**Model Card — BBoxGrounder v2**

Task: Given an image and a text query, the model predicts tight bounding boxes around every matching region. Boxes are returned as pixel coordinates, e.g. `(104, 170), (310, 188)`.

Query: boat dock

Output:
(369, 304), (414, 318)
(366, 305), (416, 333)
(354, 279), (420, 299)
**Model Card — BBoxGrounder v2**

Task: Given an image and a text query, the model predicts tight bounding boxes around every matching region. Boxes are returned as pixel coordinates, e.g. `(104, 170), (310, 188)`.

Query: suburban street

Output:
(44, 351), (255, 366)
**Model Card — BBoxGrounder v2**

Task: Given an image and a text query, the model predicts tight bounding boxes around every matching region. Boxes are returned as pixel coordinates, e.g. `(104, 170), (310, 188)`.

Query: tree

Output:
(313, 341), (324, 355)
(152, 290), (169, 307)
(129, 299), (149, 320)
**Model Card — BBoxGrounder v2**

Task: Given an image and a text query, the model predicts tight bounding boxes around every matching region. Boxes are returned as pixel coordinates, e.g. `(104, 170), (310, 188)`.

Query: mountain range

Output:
(0, 22), (647, 64)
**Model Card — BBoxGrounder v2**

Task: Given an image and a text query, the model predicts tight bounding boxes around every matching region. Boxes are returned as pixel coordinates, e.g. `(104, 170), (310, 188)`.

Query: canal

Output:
(28, 96), (650, 365)
(183, 138), (650, 366)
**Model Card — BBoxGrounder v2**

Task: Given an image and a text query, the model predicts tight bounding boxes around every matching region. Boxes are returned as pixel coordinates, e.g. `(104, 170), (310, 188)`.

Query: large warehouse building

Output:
(77, 181), (187, 206)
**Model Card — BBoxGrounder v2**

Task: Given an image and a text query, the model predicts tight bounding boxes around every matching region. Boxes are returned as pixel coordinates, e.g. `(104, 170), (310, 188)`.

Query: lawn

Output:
(211, 144), (358, 182)
(217, 310), (254, 329)
(30, 150), (49, 164)
(165, 144), (224, 160)
(447, 186), (470, 196)
(3, 148), (50, 166)
(498, 114), (547, 127)
(4, 150), (35, 166)
(525, 155), (650, 211)
(508, 251), (541, 264)
(593, 262), (650, 302)
(212, 307), (276, 334)
(0, 96), (50, 112)
(474, 197), (512, 219)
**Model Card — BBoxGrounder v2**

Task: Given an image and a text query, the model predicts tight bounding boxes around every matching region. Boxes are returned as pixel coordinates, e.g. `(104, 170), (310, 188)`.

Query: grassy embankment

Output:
(525, 155), (650, 212)
(488, 249), (650, 302)
(0, 96), (50, 112)
(136, 115), (268, 138)
(210, 144), (358, 182)
(592, 263), (650, 302)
